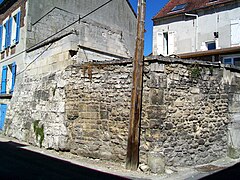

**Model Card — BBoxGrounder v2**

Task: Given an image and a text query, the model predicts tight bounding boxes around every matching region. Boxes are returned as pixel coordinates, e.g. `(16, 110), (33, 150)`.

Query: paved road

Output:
(0, 140), (128, 180)
(200, 163), (240, 180)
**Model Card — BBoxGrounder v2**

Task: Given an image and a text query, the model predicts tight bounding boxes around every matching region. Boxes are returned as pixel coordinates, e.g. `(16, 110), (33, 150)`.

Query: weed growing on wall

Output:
(189, 62), (202, 80)
(33, 120), (44, 148)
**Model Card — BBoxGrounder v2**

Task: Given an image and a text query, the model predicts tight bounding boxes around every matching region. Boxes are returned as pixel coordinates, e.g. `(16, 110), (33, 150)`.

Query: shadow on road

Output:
(0, 141), (128, 180)
(200, 162), (240, 180)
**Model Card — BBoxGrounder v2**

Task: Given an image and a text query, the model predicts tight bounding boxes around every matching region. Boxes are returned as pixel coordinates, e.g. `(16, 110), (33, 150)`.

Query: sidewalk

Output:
(0, 134), (239, 180)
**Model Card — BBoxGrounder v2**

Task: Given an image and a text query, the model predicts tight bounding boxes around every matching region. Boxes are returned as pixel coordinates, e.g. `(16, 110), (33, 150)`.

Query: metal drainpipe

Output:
(185, 13), (199, 52)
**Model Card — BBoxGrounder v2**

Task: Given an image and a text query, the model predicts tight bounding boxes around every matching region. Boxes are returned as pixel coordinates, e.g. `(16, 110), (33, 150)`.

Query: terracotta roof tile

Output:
(153, 0), (235, 20)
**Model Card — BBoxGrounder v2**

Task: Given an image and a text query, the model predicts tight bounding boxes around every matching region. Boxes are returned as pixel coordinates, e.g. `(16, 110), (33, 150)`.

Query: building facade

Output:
(152, 0), (240, 64)
(0, 0), (137, 131)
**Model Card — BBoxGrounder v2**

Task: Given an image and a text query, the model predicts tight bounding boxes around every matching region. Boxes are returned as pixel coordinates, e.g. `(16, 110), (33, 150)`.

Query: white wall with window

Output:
(153, 4), (240, 55)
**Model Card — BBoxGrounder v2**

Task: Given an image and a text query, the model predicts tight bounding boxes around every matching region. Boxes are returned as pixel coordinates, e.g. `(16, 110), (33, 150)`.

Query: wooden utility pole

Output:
(126, 0), (146, 171)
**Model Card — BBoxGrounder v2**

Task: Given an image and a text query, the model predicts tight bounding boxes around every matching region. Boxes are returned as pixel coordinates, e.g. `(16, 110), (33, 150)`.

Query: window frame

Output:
(0, 62), (17, 94)
(10, 7), (21, 47)
(171, 3), (187, 12)
(1, 17), (9, 52)
(205, 41), (216, 50)
(223, 55), (240, 66)
(156, 31), (176, 56)
(0, 7), (21, 52)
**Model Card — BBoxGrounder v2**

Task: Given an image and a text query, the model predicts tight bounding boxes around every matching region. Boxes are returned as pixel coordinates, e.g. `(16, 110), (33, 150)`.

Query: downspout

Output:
(185, 13), (199, 52)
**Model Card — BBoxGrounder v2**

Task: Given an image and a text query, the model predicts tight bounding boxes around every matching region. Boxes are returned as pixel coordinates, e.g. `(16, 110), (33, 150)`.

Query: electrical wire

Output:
(12, 0), (113, 75)
(16, 43), (53, 76)
(27, 0), (113, 54)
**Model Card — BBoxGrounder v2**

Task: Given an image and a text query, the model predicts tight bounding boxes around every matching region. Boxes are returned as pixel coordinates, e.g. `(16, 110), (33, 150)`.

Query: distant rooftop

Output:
(153, 0), (235, 20)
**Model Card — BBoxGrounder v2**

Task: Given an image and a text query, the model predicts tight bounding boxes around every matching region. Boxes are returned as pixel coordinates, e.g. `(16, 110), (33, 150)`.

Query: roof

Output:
(178, 46), (240, 59)
(153, 0), (235, 20)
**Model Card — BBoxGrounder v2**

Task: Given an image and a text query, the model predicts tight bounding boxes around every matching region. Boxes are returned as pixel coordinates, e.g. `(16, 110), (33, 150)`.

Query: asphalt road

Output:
(0, 141), (128, 180)
(200, 163), (240, 180)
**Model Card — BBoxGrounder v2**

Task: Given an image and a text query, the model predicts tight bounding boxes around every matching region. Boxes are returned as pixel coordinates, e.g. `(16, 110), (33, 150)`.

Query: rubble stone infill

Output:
(4, 56), (240, 168)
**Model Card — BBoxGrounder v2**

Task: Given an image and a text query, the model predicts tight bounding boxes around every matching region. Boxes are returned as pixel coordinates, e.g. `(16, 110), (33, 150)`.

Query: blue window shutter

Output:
(10, 62), (16, 94)
(0, 25), (2, 51)
(16, 11), (21, 44)
(8, 17), (12, 47)
(4, 20), (8, 49)
(0, 104), (7, 130)
(1, 66), (7, 94)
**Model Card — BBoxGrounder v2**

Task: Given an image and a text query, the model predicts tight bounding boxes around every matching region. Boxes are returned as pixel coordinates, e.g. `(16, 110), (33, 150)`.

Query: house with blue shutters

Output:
(0, 0), (137, 138)
(0, 0), (24, 130)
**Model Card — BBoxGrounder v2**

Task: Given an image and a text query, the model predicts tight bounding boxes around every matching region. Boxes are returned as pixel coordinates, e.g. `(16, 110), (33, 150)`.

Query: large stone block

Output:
(148, 152), (165, 174)
(146, 105), (167, 119)
(149, 89), (164, 105)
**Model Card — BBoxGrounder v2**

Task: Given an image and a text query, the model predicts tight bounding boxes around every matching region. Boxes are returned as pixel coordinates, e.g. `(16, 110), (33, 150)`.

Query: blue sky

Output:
(129, 0), (169, 55)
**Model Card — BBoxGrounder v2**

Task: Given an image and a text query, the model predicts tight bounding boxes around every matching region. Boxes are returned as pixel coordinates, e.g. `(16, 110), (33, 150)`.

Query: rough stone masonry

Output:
(4, 56), (240, 167)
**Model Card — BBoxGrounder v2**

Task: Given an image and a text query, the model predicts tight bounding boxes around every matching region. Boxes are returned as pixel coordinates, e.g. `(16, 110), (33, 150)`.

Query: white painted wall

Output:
(153, 4), (240, 55)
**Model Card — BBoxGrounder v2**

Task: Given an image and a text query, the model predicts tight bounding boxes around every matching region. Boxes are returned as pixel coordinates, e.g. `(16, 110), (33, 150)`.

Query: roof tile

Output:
(153, 0), (234, 20)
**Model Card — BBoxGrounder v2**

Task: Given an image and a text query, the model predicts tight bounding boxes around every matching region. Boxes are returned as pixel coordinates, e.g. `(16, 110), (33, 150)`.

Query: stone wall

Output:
(4, 56), (240, 166)
(141, 59), (229, 166)
(5, 71), (69, 150)
(65, 60), (133, 161)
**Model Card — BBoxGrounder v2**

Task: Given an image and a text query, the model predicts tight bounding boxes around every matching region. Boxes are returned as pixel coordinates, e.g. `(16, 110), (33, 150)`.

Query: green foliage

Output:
(33, 120), (44, 148)
(189, 63), (202, 79)
(208, 66), (214, 75)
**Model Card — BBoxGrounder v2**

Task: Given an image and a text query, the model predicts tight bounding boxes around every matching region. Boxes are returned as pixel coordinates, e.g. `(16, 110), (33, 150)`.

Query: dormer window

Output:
(171, 3), (187, 12)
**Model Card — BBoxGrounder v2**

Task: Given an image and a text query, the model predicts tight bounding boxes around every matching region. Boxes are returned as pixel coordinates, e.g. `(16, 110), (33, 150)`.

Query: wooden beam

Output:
(126, 0), (146, 171)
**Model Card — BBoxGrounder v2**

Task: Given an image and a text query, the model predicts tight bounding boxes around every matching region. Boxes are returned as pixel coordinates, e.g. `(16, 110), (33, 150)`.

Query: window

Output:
(223, 56), (240, 66)
(234, 57), (240, 66)
(231, 19), (240, 46)
(0, 9), (21, 52)
(1, 18), (9, 51)
(1, 62), (16, 94)
(11, 11), (21, 45)
(157, 31), (175, 56)
(223, 58), (232, 65)
(171, 3), (187, 12)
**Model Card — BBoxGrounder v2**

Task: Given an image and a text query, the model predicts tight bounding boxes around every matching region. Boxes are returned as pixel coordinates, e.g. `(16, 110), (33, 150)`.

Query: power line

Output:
(28, 0), (113, 53)
(12, 0), (113, 75)
(16, 43), (53, 76)
(32, 7), (78, 26)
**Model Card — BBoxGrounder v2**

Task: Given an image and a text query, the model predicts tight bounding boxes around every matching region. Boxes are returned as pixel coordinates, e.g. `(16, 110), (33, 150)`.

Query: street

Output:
(0, 140), (128, 180)
(200, 163), (240, 180)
